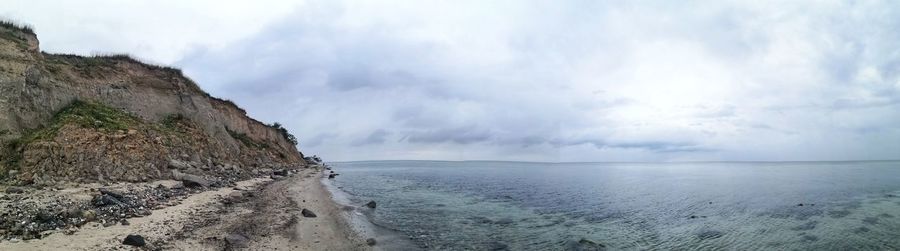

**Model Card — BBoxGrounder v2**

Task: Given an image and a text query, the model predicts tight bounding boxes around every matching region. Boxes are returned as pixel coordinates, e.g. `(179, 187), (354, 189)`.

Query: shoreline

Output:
(0, 167), (371, 250)
(321, 171), (420, 251)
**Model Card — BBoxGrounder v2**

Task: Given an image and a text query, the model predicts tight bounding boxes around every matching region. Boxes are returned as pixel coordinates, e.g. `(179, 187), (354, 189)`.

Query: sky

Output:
(3, 0), (899, 162)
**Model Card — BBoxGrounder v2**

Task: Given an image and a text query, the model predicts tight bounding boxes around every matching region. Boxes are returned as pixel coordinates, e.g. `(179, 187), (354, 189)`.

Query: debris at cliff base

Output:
(0, 166), (304, 241)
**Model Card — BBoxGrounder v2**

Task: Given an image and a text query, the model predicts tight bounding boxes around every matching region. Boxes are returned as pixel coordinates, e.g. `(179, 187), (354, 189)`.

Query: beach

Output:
(0, 168), (371, 250)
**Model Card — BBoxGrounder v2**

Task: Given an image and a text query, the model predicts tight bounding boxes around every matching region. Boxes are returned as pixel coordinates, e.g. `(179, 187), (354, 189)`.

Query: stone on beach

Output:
(366, 238), (377, 246)
(365, 200), (377, 209)
(173, 170), (209, 188)
(168, 159), (193, 170)
(5, 186), (24, 194)
(301, 208), (317, 218)
(122, 234), (146, 247)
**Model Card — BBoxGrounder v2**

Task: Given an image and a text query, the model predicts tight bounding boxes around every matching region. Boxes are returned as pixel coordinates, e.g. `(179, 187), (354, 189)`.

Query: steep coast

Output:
(0, 21), (368, 250)
(0, 21), (304, 185)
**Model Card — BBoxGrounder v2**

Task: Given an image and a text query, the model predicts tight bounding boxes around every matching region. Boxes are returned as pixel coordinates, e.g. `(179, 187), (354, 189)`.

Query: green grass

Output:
(1, 100), (140, 168)
(160, 114), (188, 132)
(227, 127), (269, 149)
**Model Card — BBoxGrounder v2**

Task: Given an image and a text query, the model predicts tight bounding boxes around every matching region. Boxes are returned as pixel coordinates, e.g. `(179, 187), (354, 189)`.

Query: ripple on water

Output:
(330, 161), (900, 250)
(790, 221), (818, 231)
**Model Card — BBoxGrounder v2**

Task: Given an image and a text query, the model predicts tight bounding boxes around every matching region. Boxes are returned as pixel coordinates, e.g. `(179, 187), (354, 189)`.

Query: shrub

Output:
(270, 122), (298, 146)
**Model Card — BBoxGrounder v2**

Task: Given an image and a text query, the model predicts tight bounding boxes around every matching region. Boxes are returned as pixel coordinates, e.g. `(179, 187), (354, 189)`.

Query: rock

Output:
(301, 208), (317, 218)
(181, 174), (209, 188)
(81, 210), (97, 221)
(121, 219), (130, 225)
(168, 159), (192, 170)
(5, 186), (24, 194)
(328, 173), (337, 179)
(797, 203), (804, 207)
(122, 234), (146, 247)
(7, 170), (18, 177)
(94, 194), (124, 206)
(488, 241), (509, 250)
(366, 238), (377, 246)
(565, 238), (606, 251)
(689, 215), (698, 219)
(225, 233), (250, 248)
(697, 230), (724, 240)
(273, 169), (288, 176)
(494, 218), (514, 225)
(35, 211), (57, 223)
(365, 200), (377, 209)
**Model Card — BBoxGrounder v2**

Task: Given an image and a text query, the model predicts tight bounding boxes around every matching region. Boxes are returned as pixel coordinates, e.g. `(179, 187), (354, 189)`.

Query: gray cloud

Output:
(353, 129), (391, 146)
(7, 0), (900, 161)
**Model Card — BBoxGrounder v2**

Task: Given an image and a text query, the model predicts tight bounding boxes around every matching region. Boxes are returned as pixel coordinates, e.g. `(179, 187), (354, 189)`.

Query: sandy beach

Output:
(0, 168), (371, 250)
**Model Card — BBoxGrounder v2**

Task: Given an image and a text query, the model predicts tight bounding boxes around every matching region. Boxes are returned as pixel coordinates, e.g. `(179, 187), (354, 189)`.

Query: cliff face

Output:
(0, 24), (305, 184)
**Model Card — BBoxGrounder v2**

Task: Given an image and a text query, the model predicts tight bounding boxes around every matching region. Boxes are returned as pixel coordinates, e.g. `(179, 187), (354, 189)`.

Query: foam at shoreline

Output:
(320, 174), (420, 250)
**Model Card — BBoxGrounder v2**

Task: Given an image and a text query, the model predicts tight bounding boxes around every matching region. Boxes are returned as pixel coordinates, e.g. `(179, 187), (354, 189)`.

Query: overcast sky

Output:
(4, 0), (899, 162)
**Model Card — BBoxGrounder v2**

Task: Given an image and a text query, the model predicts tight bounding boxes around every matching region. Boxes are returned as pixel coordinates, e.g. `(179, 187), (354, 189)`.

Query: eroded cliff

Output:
(0, 22), (306, 185)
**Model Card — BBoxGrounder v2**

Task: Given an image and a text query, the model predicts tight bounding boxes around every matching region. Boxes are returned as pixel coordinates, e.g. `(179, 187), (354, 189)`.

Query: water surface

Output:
(329, 161), (900, 250)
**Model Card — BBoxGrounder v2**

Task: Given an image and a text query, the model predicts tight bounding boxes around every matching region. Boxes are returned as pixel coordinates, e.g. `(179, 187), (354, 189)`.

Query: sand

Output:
(0, 168), (371, 250)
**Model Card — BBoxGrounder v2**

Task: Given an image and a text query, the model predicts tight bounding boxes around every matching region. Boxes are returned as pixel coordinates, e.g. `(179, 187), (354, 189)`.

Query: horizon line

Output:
(327, 159), (900, 164)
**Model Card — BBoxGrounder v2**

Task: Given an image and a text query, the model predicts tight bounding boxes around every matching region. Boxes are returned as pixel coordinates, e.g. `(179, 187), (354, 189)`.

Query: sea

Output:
(325, 160), (900, 250)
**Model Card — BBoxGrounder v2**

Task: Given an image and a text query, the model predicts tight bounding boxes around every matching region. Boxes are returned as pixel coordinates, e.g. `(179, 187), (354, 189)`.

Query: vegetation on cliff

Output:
(0, 20), (34, 34)
(0, 21), (306, 184)
(2, 100), (140, 169)
(270, 122), (298, 146)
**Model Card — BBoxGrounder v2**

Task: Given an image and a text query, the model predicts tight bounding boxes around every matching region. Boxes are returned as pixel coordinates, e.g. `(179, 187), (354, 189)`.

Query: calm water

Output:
(328, 161), (900, 250)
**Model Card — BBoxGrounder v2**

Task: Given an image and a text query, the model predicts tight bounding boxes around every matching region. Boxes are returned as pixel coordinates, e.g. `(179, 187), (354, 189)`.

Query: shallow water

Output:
(329, 161), (900, 250)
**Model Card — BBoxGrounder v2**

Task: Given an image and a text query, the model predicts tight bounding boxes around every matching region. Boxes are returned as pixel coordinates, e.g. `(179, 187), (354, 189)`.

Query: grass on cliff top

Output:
(0, 19), (34, 35)
(0, 20), (34, 47)
(45, 53), (206, 94)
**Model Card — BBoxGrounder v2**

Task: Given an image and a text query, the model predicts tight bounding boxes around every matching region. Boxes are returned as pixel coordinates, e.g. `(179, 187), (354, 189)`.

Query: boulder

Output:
(697, 230), (724, 240)
(366, 238), (377, 246)
(172, 171), (209, 188)
(122, 234), (146, 247)
(93, 194), (124, 206)
(167, 159), (192, 170)
(565, 238), (606, 251)
(81, 210), (97, 222)
(5, 186), (24, 194)
(365, 201), (377, 209)
(301, 209), (317, 218)
(99, 188), (126, 200)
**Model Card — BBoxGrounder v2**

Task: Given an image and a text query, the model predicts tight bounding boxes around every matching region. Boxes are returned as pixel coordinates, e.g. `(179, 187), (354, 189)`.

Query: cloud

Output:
(353, 129), (391, 146)
(6, 0), (900, 161)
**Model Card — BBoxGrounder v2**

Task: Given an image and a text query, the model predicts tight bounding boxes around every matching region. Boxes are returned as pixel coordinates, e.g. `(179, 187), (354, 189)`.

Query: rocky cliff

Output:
(0, 22), (306, 185)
